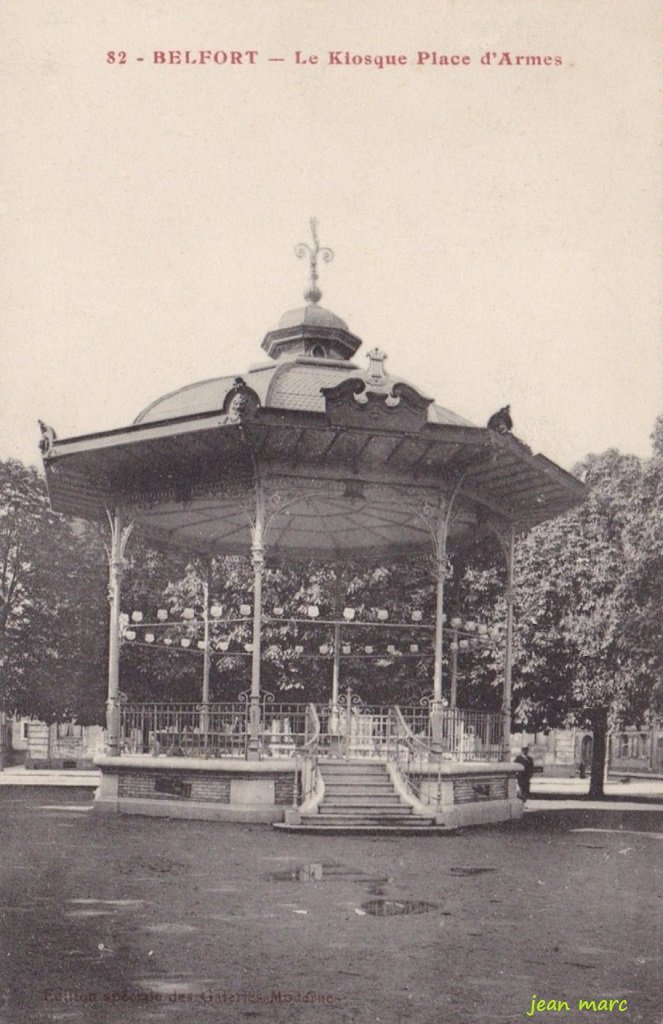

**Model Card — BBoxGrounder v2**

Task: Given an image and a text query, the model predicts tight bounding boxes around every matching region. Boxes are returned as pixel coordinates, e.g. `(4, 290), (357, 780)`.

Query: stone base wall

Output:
(409, 764), (523, 829)
(93, 755), (298, 823)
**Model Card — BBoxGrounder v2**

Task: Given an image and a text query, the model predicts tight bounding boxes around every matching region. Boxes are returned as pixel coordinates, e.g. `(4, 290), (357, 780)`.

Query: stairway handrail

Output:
(385, 707), (439, 816)
(293, 703), (322, 808)
(301, 702), (321, 754)
(392, 705), (434, 756)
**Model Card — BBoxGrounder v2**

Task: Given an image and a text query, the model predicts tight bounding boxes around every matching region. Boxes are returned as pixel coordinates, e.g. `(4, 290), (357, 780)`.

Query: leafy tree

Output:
(0, 459), (108, 724)
(454, 427), (663, 797)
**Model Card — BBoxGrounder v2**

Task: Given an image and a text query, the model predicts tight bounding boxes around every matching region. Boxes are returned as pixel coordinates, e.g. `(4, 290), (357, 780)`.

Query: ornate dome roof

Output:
(277, 303), (348, 332)
(134, 350), (473, 428)
(134, 221), (471, 428)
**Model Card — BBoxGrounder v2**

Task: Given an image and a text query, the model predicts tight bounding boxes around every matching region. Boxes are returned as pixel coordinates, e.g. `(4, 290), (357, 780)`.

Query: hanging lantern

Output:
(157, 609), (168, 621)
(163, 637), (173, 646)
(451, 616), (462, 629)
(450, 640), (459, 651)
(343, 607), (355, 621)
(217, 640), (229, 652)
(459, 639), (469, 650)
(441, 613), (447, 623)
(210, 604), (223, 618)
(272, 606), (284, 617)
(387, 644), (396, 655)
(410, 643), (419, 653)
(244, 642), (254, 653)
(319, 644), (329, 655)
(240, 604), (252, 616)
(411, 610), (422, 622)
(365, 645), (373, 654)
(377, 609), (388, 621)
(183, 608), (195, 620)
(307, 605), (319, 618)
(478, 623), (488, 635)
(294, 645), (304, 654)
(342, 644), (351, 655)
(124, 629), (136, 641)
(181, 638), (191, 648)
(466, 621), (477, 632)
(131, 611), (143, 623)
(145, 633), (155, 644)
(197, 641), (206, 650)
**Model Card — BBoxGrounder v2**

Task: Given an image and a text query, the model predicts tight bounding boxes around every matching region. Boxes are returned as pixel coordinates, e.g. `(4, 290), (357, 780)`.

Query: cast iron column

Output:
(105, 510), (132, 756)
(248, 484), (265, 758)
(502, 525), (516, 761)
(450, 629), (459, 709)
(200, 576), (210, 741)
(430, 505), (449, 744)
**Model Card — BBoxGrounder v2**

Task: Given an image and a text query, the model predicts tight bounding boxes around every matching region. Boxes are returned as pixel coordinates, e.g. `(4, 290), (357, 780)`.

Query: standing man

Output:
(515, 744), (535, 800)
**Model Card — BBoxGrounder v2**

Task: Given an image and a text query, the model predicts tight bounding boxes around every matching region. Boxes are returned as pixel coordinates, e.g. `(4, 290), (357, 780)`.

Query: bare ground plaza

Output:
(1, 782), (662, 1024)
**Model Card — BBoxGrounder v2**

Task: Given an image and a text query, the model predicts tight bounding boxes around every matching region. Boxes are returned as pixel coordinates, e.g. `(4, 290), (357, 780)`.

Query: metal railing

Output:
(293, 703), (321, 807)
(399, 705), (502, 762)
(317, 691), (394, 759)
(119, 699), (501, 763)
(120, 700), (315, 760)
(386, 705), (503, 812)
(386, 706), (437, 806)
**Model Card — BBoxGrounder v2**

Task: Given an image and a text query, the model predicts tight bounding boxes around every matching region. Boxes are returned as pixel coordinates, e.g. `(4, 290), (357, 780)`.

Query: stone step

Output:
(314, 807), (417, 817)
(320, 775), (391, 784)
(323, 786), (399, 794)
(319, 794), (407, 802)
(274, 822), (454, 835)
(320, 770), (391, 781)
(301, 817), (435, 828)
(323, 790), (397, 798)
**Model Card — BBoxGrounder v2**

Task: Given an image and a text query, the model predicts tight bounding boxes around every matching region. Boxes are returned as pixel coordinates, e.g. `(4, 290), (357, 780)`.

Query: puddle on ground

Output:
(68, 898), (144, 906)
(144, 923), (198, 935)
(37, 805), (91, 812)
(357, 899), (438, 917)
(265, 862), (390, 885)
(449, 867), (497, 876)
(132, 978), (217, 995)
(66, 909), (117, 918)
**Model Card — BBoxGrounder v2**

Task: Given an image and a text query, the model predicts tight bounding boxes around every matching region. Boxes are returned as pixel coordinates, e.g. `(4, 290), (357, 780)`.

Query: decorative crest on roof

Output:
(366, 347), (388, 383)
(355, 349), (399, 407)
(295, 218), (333, 304)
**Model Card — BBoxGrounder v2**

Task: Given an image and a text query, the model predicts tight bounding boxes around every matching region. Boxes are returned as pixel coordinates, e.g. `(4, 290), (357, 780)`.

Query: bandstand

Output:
(40, 223), (585, 830)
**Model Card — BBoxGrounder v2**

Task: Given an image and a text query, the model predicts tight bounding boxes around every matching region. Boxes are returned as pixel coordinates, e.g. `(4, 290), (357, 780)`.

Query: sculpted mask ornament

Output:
(225, 377), (259, 424)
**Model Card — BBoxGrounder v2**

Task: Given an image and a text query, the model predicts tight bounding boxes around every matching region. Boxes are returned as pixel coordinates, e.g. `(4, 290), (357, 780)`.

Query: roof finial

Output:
(295, 218), (333, 305)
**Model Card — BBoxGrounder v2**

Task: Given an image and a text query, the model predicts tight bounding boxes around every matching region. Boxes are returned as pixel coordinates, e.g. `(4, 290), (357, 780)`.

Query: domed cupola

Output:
(261, 219), (362, 362)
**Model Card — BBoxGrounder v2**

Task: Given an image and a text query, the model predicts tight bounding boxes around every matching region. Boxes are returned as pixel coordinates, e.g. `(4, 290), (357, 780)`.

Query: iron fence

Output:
(399, 705), (502, 761)
(120, 700), (318, 759)
(119, 699), (501, 763)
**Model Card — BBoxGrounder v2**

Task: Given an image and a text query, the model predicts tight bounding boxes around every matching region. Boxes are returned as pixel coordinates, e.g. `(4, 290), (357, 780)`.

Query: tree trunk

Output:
(588, 707), (608, 799)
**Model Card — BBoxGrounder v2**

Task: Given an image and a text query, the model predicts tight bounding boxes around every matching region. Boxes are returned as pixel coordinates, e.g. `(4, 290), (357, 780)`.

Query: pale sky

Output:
(2, 0), (662, 473)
